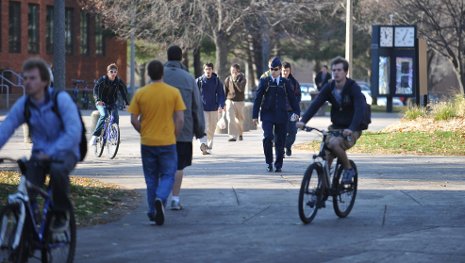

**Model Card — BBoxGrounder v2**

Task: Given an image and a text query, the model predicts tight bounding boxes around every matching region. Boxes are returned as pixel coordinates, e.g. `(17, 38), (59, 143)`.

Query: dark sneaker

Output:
(147, 212), (155, 222)
(275, 167), (282, 173)
(228, 138), (237, 142)
(342, 168), (356, 185)
(239, 135), (243, 141)
(285, 147), (292, 157)
(200, 143), (210, 155)
(50, 212), (69, 242)
(170, 200), (183, 211)
(154, 198), (165, 225)
(267, 164), (273, 172)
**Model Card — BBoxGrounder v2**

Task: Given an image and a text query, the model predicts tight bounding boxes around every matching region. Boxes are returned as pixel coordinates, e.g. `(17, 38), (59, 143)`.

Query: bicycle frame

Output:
(101, 106), (116, 143)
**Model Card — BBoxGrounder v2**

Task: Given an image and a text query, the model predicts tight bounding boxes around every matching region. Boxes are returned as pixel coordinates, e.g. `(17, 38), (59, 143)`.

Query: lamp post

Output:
(53, 0), (65, 90)
(129, 3), (136, 96)
(345, 0), (353, 77)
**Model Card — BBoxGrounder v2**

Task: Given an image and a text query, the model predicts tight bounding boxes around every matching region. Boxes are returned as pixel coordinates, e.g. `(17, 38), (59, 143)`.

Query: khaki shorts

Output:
(325, 127), (362, 157)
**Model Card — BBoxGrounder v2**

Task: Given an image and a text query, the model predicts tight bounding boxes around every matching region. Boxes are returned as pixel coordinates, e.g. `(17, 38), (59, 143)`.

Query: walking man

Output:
(281, 62), (301, 156)
(224, 64), (247, 142)
(128, 60), (186, 225)
(164, 45), (205, 210)
(315, 65), (332, 91)
(90, 63), (129, 145)
(253, 57), (300, 173)
(196, 63), (225, 154)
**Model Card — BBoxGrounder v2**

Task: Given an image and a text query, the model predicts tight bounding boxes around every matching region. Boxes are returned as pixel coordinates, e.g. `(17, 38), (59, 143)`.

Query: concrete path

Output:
(1, 111), (464, 262)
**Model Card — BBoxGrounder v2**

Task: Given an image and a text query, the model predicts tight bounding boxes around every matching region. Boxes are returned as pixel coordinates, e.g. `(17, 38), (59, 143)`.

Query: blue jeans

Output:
(141, 144), (177, 214)
(285, 112), (297, 149)
(93, 104), (119, 136)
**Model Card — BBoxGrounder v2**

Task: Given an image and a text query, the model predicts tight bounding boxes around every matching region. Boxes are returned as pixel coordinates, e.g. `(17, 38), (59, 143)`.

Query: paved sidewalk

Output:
(1, 111), (465, 262)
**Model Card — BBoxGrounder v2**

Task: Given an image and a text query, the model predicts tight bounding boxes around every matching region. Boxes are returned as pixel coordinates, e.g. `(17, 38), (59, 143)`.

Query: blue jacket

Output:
(196, 73), (225, 111)
(253, 76), (300, 124)
(301, 78), (364, 131)
(0, 89), (82, 160)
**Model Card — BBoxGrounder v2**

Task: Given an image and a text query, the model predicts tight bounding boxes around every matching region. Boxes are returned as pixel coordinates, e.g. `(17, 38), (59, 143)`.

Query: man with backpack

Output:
(0, 57), (83, 235)
(196, 63), (225, 154)
(296, 57), (368, 185)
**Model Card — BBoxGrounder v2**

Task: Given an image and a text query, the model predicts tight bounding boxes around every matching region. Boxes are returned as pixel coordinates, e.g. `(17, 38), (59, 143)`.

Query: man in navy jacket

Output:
(253, 57), (300, 173)
(297, 57), (365, 185)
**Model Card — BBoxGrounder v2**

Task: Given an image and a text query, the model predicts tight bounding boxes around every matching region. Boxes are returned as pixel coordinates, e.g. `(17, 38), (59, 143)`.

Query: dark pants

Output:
(27, 151), (77, 213)
(93, 104), (119, 136)
(262, 121), (287, 169)
(285, 112), (298, 149)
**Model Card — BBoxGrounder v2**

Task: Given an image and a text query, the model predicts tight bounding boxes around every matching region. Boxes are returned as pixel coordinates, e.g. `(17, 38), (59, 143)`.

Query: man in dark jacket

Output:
(253, 57), (300, 173)
(315, 65), (332, 91)
(224, 63), (247, 142)
(281, 62), (301, 157)
(90, 63), (129, 145)
(297, 57), (365, 185)
(196, 63), (225, 154)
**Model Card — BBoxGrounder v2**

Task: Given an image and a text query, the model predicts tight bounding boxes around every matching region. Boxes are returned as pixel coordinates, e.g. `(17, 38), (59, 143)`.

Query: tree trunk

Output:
(182, 47), (189, 72)
(214, 31), (229, 81)
(252, 35), (264, 80)
(193, 47), (202, 78)
(139, 63), (146, 88)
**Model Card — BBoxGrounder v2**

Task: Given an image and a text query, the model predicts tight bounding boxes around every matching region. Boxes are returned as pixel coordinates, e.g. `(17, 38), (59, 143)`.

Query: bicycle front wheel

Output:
(94, 134), (105, 158)
(0, 204), (29, 263)
(106, 123), (120, 159)
(42, 209), (76, 263)
(298, 163), (323, 224)
(332, 160), (358, 218)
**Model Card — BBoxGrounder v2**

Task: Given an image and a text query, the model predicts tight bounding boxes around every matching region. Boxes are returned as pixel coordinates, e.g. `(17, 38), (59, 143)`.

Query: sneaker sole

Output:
(154, 199), (165, 225)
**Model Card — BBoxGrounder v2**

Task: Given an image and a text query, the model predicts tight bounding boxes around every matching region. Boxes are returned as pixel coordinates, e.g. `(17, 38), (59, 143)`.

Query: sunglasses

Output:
(269, 67), (280, 71)
(109, 70), (117, 74)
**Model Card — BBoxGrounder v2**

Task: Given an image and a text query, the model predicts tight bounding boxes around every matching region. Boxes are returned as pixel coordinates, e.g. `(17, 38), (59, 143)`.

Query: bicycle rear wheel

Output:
(332, 160), (358, 218)
(42, 209), (76, 263)
(0, 204), (29, 263)
(298, 163), (323, 224)
(106, 123), (120, 159)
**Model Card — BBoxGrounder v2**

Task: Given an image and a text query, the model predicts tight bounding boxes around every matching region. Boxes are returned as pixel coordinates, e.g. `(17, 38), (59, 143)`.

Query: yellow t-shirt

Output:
(128, 82), (186, 146)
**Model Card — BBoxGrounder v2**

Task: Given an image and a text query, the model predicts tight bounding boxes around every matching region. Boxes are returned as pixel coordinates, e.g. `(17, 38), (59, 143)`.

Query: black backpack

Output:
(359, 93), (371, 130)
(24, 90), (88, 161)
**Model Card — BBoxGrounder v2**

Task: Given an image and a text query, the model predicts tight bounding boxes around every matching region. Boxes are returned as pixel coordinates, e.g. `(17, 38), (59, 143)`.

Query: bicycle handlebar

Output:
(301, 126), (352, 142)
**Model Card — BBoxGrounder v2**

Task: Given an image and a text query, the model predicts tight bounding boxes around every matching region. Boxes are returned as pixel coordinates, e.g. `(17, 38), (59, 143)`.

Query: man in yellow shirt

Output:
(128, 60), (186, 225)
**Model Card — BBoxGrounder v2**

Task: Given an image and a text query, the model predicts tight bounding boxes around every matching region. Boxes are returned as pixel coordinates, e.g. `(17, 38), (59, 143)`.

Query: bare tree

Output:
(394, 0), (465, 95)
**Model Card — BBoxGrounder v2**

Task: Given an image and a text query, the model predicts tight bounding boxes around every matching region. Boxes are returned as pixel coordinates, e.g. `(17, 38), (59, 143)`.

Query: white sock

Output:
(172, 196), (180, 202)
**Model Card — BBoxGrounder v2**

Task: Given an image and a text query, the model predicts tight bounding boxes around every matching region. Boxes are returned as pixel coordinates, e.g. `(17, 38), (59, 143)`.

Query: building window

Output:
(46, 6), (54, 54)
(8, 1), (21, 53)
(28, 4), (40, 54)
(80, 12), (89, 55)
(65, 8), (74, 55)
(95, 16), (104, 55)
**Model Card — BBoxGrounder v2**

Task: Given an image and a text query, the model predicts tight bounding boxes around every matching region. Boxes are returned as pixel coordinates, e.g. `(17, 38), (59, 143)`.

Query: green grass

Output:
(0, 173), (140, 227)
(296, 131), (465, 155)
(404, 106), (427, 120)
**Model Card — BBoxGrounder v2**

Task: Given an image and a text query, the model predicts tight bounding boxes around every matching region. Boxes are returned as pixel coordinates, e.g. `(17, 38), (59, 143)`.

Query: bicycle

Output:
(0, 157), (76, 262)
(298, 126), (358, 224)
(94, 105), (120, 159)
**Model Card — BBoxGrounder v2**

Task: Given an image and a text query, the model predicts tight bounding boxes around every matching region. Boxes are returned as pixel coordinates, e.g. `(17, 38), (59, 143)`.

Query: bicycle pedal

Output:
(316, 201), (326, 208)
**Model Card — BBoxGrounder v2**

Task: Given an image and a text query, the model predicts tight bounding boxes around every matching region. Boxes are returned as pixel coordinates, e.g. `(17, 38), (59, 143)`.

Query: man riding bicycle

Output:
(296, 57), (365, 185)
(0, 58), (82, 234)
(90, 63), (130, 145)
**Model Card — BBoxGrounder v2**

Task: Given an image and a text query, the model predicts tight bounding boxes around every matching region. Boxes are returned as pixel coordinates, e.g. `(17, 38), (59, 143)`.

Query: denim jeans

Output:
(93, 104), (119, 136)
(141, 144), (177, 214)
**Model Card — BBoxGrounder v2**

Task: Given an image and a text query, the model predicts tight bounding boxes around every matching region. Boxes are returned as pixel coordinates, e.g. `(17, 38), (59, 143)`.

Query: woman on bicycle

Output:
(90, 63), (130, 145)
(0, 58), (82, 236)
(296, 57), (366, 185)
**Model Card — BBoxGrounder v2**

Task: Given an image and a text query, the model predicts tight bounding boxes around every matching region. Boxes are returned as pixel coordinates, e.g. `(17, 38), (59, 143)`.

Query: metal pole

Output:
(53, 0), (65, 90)
(345, 0), (353, 77)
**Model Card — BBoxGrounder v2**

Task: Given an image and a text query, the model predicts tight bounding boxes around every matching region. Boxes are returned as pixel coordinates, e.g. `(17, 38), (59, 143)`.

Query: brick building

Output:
(0, 0), (127, 106)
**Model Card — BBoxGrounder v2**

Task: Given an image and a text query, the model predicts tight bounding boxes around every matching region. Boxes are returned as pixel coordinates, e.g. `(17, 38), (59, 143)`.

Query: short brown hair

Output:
(22, 57), (51, 87)
(330, 57), (349, 72)
(147, 60), (164, 81)
(231, 64), (240, 71)
(107, 63), (118, 71)
(203, 63), (214, 69)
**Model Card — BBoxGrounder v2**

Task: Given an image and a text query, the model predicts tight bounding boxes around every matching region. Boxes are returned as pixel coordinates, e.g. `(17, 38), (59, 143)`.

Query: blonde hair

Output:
(106, 63), (118, 71)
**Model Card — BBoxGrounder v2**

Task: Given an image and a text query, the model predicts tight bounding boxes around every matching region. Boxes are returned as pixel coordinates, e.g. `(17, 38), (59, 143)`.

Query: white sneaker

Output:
(90, 136), (98, 146)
